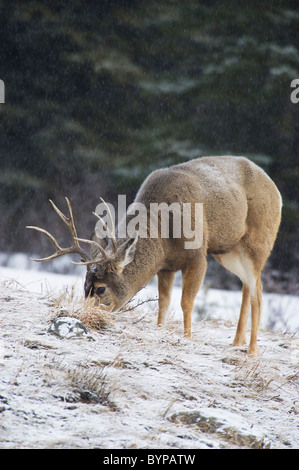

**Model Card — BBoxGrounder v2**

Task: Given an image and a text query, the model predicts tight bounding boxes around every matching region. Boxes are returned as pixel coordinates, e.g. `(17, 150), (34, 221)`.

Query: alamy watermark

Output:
(94, 195), (203, 249)
(0, 79), (4, 103)
(290, 79), (299, 104)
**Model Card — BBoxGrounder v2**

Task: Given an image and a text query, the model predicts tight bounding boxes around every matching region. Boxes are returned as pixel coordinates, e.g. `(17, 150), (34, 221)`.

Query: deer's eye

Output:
(96, 286), (106, 296)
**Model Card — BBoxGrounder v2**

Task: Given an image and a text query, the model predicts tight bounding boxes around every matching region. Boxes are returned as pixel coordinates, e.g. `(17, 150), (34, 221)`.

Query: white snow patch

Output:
(0, 267), (298, 448)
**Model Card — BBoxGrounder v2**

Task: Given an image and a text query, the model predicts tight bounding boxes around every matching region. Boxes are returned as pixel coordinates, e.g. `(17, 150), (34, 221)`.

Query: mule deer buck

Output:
(27, 156), (282, 356)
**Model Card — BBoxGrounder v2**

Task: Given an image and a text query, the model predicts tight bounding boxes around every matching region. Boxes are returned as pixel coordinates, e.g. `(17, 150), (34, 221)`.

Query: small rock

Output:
(48, 317), (89, 339)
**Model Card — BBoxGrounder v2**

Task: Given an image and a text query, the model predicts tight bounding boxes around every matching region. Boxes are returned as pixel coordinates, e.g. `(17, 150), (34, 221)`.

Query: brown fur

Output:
(87, 156), (281, 356)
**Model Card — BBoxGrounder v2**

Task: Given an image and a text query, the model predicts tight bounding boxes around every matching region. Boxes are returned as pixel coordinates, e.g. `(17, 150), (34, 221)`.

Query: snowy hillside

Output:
(0, 258), (298, 336)
(0, 265), (298, 449)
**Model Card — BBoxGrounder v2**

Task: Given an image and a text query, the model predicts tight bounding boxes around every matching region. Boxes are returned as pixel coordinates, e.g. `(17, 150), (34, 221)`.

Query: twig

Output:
(121, 296), (158, 314)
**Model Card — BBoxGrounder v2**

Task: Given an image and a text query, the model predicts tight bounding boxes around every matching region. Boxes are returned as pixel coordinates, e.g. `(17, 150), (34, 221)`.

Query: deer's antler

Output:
(93, 197), (117, 254)
(71, 237), (108, 265)
(27, 198), (94, 263)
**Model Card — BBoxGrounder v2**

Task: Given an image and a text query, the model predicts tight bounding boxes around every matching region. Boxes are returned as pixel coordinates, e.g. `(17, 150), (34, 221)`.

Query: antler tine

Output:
(49, 197), (78, 244)
(26, 226), (65, 262)
(92, 211), (116, 250)
(26, 198), (91, 263)
(72, 237), (107, 265)
(94, 197), (117, 253)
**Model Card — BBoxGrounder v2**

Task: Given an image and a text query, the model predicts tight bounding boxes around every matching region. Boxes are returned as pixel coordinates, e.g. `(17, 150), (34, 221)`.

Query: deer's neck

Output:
(122, 236), (165, 299)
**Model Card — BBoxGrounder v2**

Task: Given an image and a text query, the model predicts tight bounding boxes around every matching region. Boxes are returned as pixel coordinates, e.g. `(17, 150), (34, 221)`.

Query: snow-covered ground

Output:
(0, 260), (298, 336)
(0, 262), (298, 449)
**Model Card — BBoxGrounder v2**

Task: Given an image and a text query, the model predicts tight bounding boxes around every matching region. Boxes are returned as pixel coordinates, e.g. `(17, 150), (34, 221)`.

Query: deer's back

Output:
(135, 156), (281, 256)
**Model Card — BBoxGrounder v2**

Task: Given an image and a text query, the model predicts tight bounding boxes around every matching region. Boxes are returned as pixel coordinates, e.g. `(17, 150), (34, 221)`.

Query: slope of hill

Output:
(0, 270), (298, 449)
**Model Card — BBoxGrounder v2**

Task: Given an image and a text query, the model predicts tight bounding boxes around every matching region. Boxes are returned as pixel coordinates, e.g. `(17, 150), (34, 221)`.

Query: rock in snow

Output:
(48, 317), (89, 339)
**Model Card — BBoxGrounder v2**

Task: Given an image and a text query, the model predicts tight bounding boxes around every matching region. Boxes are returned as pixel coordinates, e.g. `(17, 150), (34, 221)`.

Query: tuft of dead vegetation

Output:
(45, 359), (117, 410)
(50, 286), (113, 331)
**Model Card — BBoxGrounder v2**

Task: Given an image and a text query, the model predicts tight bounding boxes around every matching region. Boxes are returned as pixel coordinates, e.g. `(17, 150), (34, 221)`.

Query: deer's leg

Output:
(248, 275), (262, 357)
(181, 259), (207, 337)
(214, 248), (261, 356)
(231, 284), (250, 346)
(157, 271), (175, 326)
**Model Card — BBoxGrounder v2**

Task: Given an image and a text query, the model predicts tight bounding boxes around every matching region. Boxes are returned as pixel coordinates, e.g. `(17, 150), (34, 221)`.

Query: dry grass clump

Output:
(62, 364), (116, 409)
(232, 351), (298, 397)
(45, 359), (117, 410)
(50, 285), (113, 331)
(72, 296), (113, 331)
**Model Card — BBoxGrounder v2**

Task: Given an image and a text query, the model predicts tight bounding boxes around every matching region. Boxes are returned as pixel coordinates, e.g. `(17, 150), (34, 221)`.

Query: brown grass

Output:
(50, 285), (113, 331)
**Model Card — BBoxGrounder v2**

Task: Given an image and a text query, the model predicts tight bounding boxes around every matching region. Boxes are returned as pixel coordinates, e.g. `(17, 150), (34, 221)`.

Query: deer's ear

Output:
(116, 235), (138, 272)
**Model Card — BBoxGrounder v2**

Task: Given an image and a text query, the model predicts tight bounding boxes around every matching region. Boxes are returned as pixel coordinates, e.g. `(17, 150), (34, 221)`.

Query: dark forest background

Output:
(0, 0), (298, 293)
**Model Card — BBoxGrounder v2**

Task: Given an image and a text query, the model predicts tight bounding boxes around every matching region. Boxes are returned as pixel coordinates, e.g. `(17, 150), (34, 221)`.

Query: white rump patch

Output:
(215, 248), (257, 297)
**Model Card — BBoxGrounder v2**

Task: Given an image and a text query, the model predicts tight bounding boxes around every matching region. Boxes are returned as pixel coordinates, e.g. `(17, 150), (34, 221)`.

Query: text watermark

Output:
(290, 79), (299, 104)
(0, 79), (4, 104)
(94, 195), (203, 250)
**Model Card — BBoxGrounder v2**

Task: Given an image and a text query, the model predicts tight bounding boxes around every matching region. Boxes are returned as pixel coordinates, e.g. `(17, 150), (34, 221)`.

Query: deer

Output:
(27, 156), (282, 357)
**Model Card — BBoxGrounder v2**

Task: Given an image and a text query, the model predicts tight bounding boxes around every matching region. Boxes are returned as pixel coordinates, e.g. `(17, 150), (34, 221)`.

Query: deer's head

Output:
(27, 198), (138, 311)
(83, 235), (138, 310)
